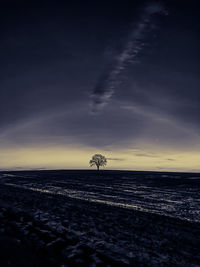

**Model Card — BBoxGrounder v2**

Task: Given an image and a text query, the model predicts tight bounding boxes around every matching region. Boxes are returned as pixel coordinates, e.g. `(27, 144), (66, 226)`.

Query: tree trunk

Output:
(97, 165), (99, 171)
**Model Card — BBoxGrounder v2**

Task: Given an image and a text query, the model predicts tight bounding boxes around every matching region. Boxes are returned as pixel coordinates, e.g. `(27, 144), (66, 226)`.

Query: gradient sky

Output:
(0, 0), (200, 171)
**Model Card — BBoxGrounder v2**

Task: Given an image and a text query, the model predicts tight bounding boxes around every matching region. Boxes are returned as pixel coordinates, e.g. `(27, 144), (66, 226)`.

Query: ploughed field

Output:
(0, 170), (200, 266)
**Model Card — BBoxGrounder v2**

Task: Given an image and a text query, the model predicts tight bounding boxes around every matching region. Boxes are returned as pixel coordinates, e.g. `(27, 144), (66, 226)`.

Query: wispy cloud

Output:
(135, 153), (158, 158)
(107, 157), (125, 161)
(90, 2), (167, 113)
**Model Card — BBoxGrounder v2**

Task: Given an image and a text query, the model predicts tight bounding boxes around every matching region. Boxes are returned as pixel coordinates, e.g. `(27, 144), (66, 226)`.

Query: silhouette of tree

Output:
(89, 154), (107, 170)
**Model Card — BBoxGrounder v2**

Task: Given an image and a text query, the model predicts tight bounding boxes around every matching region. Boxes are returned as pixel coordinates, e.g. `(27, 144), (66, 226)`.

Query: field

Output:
(0, 170), (200, 266)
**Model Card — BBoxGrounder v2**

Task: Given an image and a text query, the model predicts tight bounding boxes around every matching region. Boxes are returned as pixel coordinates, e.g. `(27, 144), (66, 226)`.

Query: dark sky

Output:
(0, 0), (200, 170)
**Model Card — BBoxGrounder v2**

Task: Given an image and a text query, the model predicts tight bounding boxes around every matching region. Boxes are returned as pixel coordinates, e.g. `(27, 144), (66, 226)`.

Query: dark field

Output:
(0, 170), (200, 266)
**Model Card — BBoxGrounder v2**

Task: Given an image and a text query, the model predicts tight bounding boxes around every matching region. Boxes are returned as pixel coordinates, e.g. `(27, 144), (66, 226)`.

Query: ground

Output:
(0, 170), (200, 266)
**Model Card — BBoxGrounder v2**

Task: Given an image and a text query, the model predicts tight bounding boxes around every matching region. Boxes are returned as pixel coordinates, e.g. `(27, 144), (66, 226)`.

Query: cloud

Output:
(107, 157), (125, 161)
(135, 153), (157, 158)
(90, 2), (167, 113)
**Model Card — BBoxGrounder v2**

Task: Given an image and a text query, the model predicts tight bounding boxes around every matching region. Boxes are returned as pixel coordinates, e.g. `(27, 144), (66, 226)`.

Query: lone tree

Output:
(89, 154), (107, 170)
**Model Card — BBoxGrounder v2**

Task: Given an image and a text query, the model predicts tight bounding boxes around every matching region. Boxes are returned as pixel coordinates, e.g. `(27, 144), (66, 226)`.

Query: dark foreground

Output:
(0, 170), (200, 266)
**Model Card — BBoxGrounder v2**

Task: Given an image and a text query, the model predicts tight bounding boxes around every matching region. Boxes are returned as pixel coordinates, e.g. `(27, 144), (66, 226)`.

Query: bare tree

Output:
(89, 154), (107, 170)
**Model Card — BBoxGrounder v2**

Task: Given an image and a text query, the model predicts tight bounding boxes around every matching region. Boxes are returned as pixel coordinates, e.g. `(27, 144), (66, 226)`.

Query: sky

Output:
(0, 0), (200, 172)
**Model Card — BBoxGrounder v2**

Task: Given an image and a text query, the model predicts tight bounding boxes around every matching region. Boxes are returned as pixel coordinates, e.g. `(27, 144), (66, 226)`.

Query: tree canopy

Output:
(89, 154), (107, 170)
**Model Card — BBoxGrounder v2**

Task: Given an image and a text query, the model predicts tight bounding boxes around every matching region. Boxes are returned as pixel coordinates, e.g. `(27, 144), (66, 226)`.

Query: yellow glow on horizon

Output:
(0, 146), (200, 172)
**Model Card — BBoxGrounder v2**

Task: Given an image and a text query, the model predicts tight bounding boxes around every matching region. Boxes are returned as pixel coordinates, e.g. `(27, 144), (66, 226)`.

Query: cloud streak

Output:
(90, 2), (167, 113)
(107, 157), (125, 161)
